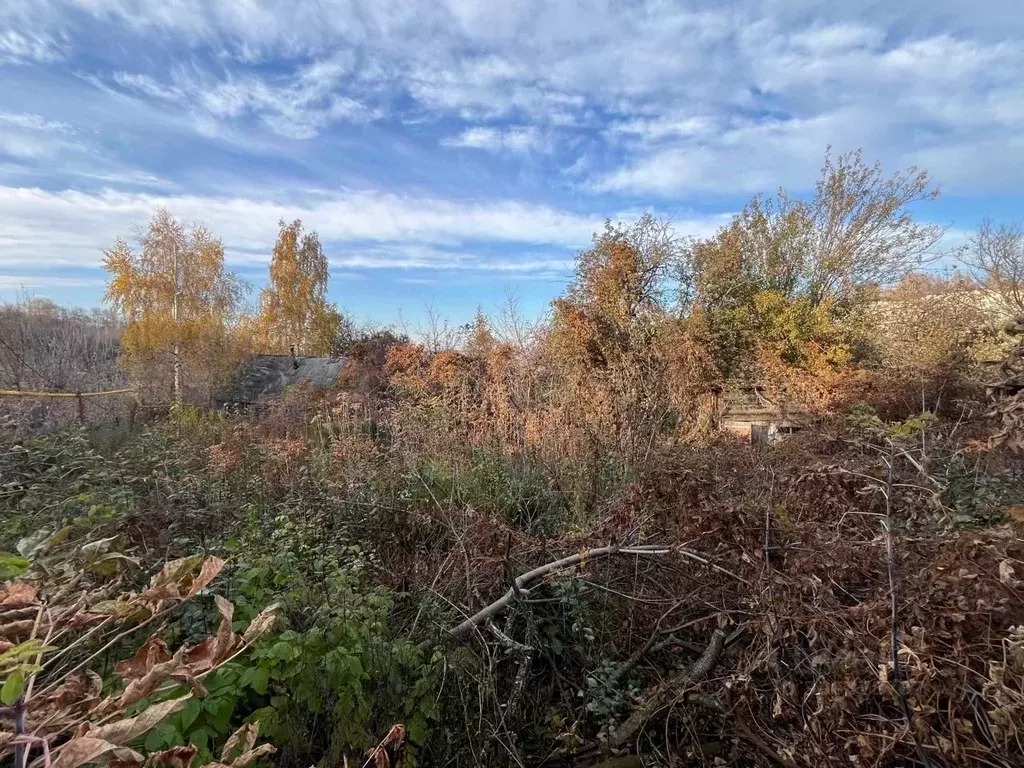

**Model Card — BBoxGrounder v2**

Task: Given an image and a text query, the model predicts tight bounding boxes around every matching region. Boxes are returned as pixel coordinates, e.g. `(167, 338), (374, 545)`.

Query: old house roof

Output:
(219, 354), (348, 404)
(719, 383), (808, 426)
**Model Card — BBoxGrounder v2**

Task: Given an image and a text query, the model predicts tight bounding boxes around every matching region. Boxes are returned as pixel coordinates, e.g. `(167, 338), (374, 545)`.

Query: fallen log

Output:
(448, 544), (672, 639)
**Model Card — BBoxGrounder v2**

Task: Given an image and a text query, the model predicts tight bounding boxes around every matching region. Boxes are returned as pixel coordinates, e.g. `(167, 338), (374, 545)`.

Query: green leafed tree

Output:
(687, 150), (944, 378)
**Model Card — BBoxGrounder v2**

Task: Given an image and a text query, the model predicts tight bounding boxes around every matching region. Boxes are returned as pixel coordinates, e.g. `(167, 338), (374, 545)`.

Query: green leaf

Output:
(179, 698), (202, 732)
(1, 670), (26, 705)
(407, 714), (428, 746)
(140, 720), (182, 752)
(346, 656), (364, 679)
(81, 537), (139, 576)
(80, 535), (120, 562)
(46, 525), (74, 550)
(0, 553), (30, 580)
(144, 725), (166, 752)
(87, 553), (140, 577)
(189, 726), (213, 752)
(270, 641), (292, 661)
(204, 697), (235, 733)
(0, 639), (53, 668)
(250, 666), (270, 695)
(237, 667), (255, 688)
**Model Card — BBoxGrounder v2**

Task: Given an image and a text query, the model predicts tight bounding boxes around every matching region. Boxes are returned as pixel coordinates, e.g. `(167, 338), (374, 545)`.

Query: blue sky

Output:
(1, 1), (1022, 329)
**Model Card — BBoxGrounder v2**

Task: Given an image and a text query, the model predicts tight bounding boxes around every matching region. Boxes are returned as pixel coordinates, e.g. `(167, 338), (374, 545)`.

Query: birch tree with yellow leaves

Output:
(103, 209), (248, 404)
(254, 219), (344, 356)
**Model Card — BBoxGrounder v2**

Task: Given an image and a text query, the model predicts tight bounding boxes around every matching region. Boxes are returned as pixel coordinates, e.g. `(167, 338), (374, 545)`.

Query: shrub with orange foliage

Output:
(385, 343), (430, 393)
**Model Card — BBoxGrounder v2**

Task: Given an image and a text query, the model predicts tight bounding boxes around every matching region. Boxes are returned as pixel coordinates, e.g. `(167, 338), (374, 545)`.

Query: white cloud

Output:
(593, 22), (1024, 196)
(106, 55), (378, 140)
(0, 185), (606, 269)
(908, 136), (1024, 193)
(0, 274), (105, 290)
(0, 113), (71, 133)
(323, 240), (580, 273)
(112, 73), (185, 102)
(0, 185), (736, 281)
(443, 126), (550, 154)
(0, 29), (65, 64)
(0, 111), (78, 160)
(594, 109), (878, 195)
(606, 114), (717, 144)
(46, 3), (1018, 194)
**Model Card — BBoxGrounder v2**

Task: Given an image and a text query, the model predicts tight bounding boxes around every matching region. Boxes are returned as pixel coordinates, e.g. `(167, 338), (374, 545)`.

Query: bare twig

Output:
(883, 442), (933, 768)
(676, 548), (749, 584)
(602, 600), (688, 689)
(486, 622), (532, 654)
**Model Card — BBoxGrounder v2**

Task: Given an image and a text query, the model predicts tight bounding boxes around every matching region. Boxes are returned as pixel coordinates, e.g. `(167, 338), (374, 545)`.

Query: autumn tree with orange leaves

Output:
(547, 214), (715, 461)
(103, 209), (248, 404)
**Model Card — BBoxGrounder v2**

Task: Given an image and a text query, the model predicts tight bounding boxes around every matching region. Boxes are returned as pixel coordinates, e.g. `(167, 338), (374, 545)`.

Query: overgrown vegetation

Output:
(3, 150), (1024, 768)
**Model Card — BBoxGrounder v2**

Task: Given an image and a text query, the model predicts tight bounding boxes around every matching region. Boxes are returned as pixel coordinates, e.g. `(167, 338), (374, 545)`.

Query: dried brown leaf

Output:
(115, 636), (172, 680)
(90, 698), (188, 745)
(32, 673), (103, 723)
(365, 724), (405, 768)
(0, 583), (37, 606)
(213, 595), (234, 625)
(100, 648), (206, 713)
(185, 558), (225, 598)
(999, 560), (1019, 586)
(229, 744), (275, 768)
(67, 611), (117, 628)
(241, 604), (278, 645)
(146, 745), (198, 768)
(185, 598), (239, 673)
(382, 724), (406, 748)
(111, 747), (147, 766)
(0, 620), (34, 640)
(51, 737), (142, 768)
(214, 722), (275, 768)
(138, 556), (203, 604)
(220, 723), (257, 764)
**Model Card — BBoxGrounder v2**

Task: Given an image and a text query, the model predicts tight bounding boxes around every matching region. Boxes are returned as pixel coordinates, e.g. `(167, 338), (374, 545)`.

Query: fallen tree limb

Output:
(486, 621), (532, 654)
(448, 544), (670, 639)
(609, 628), (726, 748)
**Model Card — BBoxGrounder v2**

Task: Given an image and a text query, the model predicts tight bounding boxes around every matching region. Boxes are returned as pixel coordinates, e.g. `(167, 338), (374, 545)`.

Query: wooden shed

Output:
(717, 384), (807, 444)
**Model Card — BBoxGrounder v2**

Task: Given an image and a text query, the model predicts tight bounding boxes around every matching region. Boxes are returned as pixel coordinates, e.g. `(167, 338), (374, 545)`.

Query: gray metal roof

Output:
(219, 354), (348, 404)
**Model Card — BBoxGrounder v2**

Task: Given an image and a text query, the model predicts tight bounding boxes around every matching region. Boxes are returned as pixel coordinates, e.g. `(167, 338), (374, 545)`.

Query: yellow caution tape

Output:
(0, 388), (136, 398)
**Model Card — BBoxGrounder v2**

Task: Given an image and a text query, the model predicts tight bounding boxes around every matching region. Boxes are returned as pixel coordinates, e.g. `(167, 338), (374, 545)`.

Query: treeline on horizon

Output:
(3, 148), (1024, 442)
